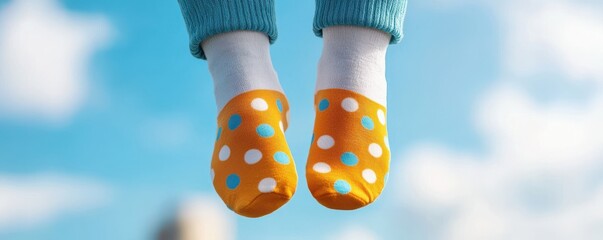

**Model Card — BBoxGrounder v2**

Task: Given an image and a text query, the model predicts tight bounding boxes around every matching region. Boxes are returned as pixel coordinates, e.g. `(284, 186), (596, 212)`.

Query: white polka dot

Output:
(279, 121), (284, 133)
(377, 109), (386, 125)
(317, 135), (335, 149)
(341, 98), (359, 112)
(251, 98), (269, 111)
(313, 162), (331, 173)
(368, 143), (382, 158)
(362, 169), (377, 184)
(244, 149), (262, 164)
(384, 136), (390, 149)
(218, 145), (230, 161)
(210, 168), (215, 182)
(258, 178), (277, 193)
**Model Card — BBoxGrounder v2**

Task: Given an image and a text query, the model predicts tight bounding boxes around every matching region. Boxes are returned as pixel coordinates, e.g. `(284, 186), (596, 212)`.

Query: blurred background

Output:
(1, 0), (602, 239)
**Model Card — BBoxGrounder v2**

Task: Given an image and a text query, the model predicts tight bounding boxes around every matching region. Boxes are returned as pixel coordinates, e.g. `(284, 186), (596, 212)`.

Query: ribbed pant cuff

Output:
(178, 0), (277, 59)
(313, 0), (408, 44)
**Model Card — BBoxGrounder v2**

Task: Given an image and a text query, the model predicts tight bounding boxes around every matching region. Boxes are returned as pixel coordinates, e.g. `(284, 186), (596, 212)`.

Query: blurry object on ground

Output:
(157, 195), (235, 240)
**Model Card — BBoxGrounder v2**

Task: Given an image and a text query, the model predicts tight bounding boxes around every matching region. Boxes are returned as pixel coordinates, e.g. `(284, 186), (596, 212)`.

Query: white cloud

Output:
(500, 0), (603, 82)
(395, 0), (603, 239)
(0, 173), (112, 231)
(0, 0), (112, 123)
(477, 86), (603, 172)
(426, 0), (603, 82)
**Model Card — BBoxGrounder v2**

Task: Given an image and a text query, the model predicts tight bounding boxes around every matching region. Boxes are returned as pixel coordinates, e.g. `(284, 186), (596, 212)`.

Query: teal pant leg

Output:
(178, 0), (277, 59)
(314, 0), (408, 44)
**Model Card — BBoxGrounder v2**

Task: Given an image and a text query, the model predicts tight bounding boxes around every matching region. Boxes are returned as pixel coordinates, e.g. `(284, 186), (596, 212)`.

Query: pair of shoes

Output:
(210, 88), (389, 218)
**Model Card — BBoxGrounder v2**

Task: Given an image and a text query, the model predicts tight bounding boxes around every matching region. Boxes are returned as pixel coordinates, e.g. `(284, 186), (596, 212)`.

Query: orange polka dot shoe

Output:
(306, 88), (390, 210)
(211, 90), (297, 218)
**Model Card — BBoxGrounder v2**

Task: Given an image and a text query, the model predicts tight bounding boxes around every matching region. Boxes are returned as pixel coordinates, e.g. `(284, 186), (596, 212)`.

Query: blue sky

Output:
(1, 0), (603, 240)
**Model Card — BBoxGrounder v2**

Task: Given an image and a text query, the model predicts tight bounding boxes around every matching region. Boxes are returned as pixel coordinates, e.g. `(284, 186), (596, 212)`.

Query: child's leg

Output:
(307, 0), (407, 210)
(178, 0), (296, 218)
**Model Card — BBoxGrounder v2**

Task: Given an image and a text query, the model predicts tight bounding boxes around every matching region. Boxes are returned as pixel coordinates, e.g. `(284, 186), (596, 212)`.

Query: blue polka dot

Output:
(276, 99), (283, 112)
(226, 174), (240, 189)
(228, 114), (242, 130)
(318, 99), (329, 111)
(340, 152), (359, 166)
(216, 127), (222, 140)
(256, 124), (275, 138)
(273, 151), (290, 164)
(361, 116), (375, 130)
(334, 180), (351, 194)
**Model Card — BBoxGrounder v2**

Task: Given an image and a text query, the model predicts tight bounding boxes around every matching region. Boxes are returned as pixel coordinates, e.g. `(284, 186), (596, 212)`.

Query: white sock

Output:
(202, 31), (283, 111)
(307, 26), (393, 210)
(316, 26), (391, 106)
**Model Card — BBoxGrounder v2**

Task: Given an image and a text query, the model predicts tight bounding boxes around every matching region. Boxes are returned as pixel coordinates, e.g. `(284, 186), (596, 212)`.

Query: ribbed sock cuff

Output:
(313, 0), (408, 44)
(178, 0), (278, 59)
